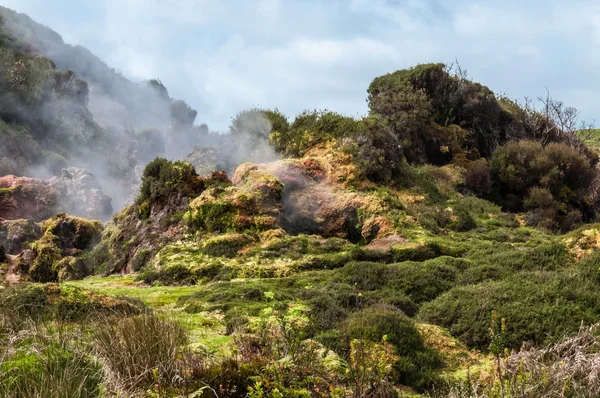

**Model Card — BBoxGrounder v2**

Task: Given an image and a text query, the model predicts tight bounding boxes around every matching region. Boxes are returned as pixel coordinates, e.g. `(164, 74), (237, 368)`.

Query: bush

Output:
(388, 259), (458, 304)
(93, 313), (188, 389)
(490, 140), (596, 229)
(201, 234), (251, 258)
(346, 306), (441, 391)
(419, 270), (600, 350)
(464, 158), (491, 196)
(136, 158), (200, 216)
(270, 110), (362, 157)
(138, 264), (197, 285)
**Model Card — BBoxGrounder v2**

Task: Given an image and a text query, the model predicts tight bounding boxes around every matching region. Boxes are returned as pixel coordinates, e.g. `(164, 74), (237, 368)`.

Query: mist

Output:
(0, 6), (280, 220)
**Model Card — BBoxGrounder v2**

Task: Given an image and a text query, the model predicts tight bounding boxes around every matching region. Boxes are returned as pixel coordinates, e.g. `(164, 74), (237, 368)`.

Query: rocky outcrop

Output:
(0, 175), (58, 221)
(15, 213), (103, 282)
(185, 146), (229, 176)
(0, 168), (113, 223)
(236, 159), (376, 242)
(51, 168), (113, 221)
(0, 219), (41, 254)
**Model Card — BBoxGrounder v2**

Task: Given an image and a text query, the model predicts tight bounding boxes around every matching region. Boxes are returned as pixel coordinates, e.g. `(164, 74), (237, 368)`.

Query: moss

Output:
(25, 214), (103, 282)
(201, 233), (253, 258)
(131, 249), (151, 272)
(55, 256), (88, 282)
(29, 241), (62, 282)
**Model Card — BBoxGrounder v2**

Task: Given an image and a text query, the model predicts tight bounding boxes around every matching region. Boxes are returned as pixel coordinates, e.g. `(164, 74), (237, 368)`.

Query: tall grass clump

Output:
(0, 309), (103, 398)
(93, 313), (188, 390)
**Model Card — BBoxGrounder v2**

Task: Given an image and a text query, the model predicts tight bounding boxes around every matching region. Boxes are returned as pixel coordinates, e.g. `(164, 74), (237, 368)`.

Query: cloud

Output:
(3, 0), (600, 129)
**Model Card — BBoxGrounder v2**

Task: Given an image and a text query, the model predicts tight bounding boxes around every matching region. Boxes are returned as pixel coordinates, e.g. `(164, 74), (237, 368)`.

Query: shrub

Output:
(419, 271), (600, 350)
(201, 233), (252, 258)
(137, 264), (197, 285)
(270, 110), (362, 157)
(340, 261), (389, 291)
(55, 256), (88, 281)
(450, 207), (477, 232)
(490, 140), (596, 229)
(387, 259), (457, 304)
(136, 158), (200, 216)
(346, 306), (441, 391)
(464, 158), (491, 196)
(349, 115), (408, 183)
(93, 313), (188, 389)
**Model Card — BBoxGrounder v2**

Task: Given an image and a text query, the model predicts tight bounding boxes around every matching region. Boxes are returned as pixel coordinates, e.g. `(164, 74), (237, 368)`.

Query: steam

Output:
(0, 6), (280, 220)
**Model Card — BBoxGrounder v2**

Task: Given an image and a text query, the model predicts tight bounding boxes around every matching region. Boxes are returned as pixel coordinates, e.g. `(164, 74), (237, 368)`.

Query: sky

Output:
(3, 0), (600, 131)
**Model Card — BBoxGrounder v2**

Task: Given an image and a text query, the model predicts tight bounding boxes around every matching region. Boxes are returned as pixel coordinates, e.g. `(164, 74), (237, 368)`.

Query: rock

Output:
(237, 159), (368, 242)
(16, 214), (104, 282)
(364, 234), (409, 252)
(52, 167), (113, 221)
(0, 170), (113, 222)
(186, 146), (229, 176)
(0, 219), (42, 254)
(361, 216), (395, 242)
(0, 175), (59, 221)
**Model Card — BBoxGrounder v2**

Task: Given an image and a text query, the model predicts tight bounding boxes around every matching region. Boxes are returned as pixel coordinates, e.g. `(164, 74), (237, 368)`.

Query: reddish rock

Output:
(0, 168), (113, 223)
(0, 175), (58, 221)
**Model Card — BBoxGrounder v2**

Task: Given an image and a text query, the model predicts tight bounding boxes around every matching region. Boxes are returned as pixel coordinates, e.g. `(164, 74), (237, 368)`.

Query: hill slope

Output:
(1, 7), (600, 398)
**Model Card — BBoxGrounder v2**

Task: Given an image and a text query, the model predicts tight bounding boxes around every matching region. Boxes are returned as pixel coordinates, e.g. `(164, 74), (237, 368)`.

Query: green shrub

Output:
(136, 158), (200, 217)
(138, 264), (197, 285)
(419, 271), (600, 350)
(304, 291), (348, 332)
(450, 207), (477, 231)
(387, 259), (457, 304)
(270, 110), (362, 157)
(490, 140), (595, 229)
(346, 306), (441, 391)
(339, 261), (389, 291)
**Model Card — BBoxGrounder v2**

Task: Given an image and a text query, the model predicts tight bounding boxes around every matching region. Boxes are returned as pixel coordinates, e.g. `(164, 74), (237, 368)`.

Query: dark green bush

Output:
(136, 158), (200, 217)
(346, 306), (441, 391)
(464, 158), (491, 196)
(339, 261), (389, 291)
(419, 271), (600, 350)
(490, 140), (595, 229)
(387, 259), (457, 304)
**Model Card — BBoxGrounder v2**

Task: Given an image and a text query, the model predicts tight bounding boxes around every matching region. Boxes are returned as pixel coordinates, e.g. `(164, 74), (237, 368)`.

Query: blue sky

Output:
(3, 0), (600, 131)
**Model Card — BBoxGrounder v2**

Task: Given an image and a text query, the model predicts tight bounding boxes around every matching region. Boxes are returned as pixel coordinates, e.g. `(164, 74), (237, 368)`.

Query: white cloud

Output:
(3, 0), (600, 129)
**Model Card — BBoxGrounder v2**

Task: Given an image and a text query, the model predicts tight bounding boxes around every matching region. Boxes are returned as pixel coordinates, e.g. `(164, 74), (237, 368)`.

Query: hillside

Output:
(2, 6), (600, 398)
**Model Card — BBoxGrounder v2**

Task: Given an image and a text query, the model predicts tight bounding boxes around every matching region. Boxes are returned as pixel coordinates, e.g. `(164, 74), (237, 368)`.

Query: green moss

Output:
(201, 233), (253, 258)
